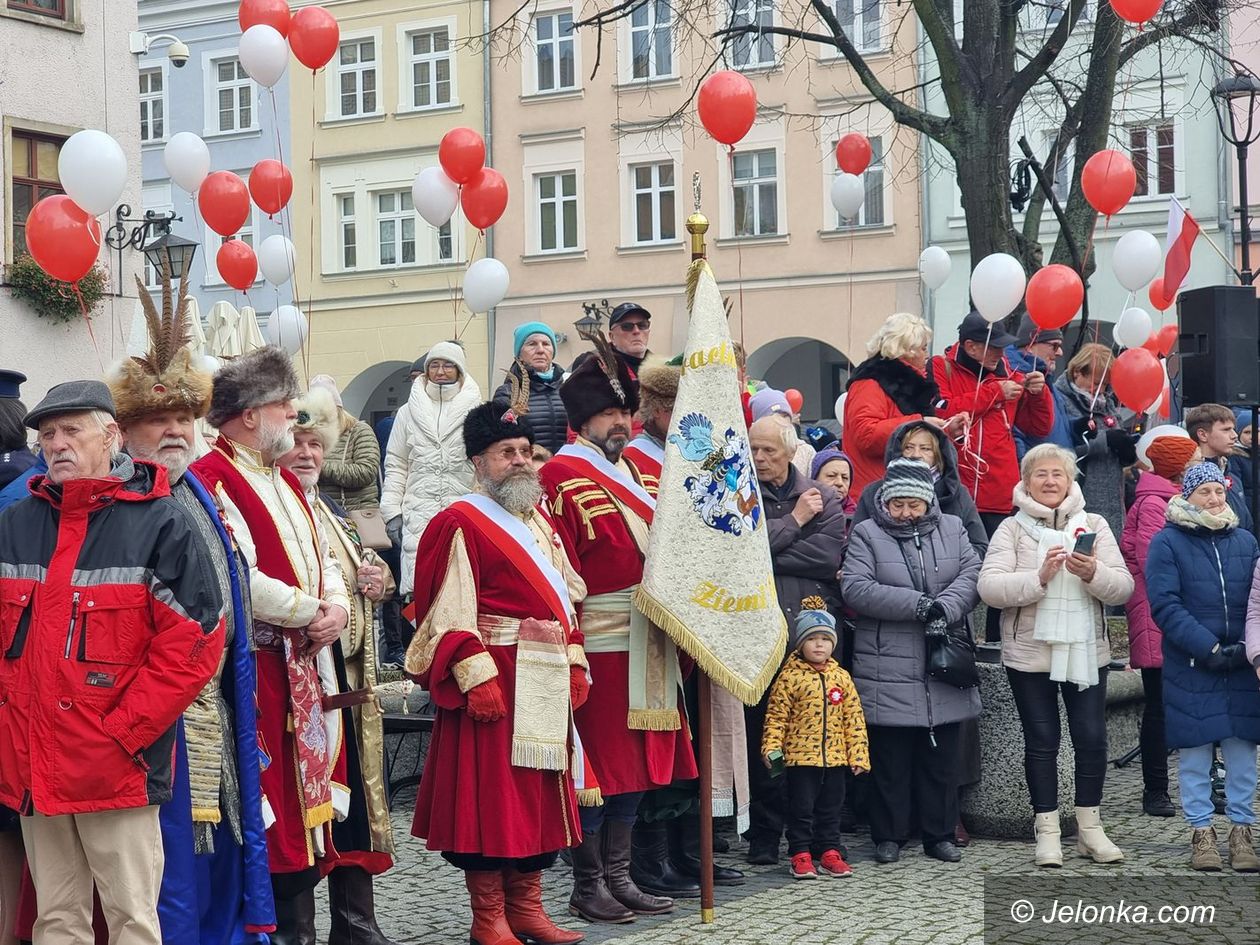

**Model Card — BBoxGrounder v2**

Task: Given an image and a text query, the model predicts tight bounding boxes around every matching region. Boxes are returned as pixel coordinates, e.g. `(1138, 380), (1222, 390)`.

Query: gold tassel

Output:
(576, 787), (604, 807)
(684, 259), (712, 316)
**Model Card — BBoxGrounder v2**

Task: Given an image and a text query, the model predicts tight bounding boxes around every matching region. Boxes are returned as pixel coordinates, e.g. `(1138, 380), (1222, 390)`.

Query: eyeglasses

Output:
(488, 446), (534, 461)
(613, 320), (650, 333)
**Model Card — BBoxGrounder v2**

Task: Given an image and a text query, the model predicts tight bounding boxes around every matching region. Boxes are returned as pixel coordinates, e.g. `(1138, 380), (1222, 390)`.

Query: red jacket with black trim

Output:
(0, 456), (225, 816)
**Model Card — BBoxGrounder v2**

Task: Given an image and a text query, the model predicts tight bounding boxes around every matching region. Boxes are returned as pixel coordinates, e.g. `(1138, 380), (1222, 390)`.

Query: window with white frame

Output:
(437, 220), (454, 261)
(339, 194), (357, 269)
(1044, 0), (1093, 27)
(141, 186), (173, 289)
(732, 149), (778, 236)
(337, 38), (378, 117)
(836, 136), (885, 227)
(377, 190), (416, 266)
(537, 171), (579, 251)
(728, 0), (775, 70)
(139, 69), (165, 143)
(1129, 122), (1175, 197)
(631, 161), (676, 243)
(408, 27), (452, 109)
(534, 11), (576, 92)
(834, 0), (880, 51)
(630, 1), (672, 80)
(214, 58), (253, 133)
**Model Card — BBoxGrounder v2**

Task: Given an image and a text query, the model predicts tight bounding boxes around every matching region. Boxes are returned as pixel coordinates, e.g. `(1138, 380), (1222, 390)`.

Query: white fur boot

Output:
(1034, 811), (1062, 868)
(1075, 806), (1124, 863)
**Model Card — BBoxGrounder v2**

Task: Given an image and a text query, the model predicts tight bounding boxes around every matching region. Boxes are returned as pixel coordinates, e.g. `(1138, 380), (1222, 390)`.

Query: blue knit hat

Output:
(1237, 409), (1254, 434)
(810, 446), (852, 482)
(1181, 461), (1227, 499)
(794, 599), (837, 652)
(513, 321), (558, 357)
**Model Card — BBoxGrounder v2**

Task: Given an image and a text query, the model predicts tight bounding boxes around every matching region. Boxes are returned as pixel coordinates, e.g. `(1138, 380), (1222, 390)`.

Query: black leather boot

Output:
(271, 886), (317, 945)
(629, 821), (699, 899)
(568, 829), (635, 924)
(603, 821), (674, 915)
(328, 865), (402, 945)
(669, 812), (745, 886)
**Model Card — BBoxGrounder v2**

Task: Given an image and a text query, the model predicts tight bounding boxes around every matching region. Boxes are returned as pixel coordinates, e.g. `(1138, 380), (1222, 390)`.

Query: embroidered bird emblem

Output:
(669, 412), (715, 462)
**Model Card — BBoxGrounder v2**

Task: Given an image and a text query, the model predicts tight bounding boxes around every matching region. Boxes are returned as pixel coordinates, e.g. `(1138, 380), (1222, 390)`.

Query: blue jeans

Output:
(1179, 739), (1258, 828)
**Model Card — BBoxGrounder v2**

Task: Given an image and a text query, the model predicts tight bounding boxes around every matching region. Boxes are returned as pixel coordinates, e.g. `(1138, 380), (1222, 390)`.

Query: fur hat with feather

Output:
(560, 329), (640, 430)
(108, 256), (213, 424)
(292, 386), (341, 452)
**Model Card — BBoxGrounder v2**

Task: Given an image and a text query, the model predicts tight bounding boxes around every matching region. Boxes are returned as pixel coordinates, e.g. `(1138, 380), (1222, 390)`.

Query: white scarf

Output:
(1014, 508), (1098, 689)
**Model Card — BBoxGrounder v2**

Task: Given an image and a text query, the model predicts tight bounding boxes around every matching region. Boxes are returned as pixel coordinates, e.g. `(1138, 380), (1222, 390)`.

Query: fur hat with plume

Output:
(292, 386), (341, 452)
(560, 329), (640, 430)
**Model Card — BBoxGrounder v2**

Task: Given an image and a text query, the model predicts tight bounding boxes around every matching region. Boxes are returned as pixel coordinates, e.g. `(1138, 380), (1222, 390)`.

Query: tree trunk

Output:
(953, 113), (1035, 272)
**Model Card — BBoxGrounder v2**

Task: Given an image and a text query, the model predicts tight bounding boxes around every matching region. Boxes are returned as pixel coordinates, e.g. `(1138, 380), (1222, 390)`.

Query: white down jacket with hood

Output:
(381, 348), (482, 595)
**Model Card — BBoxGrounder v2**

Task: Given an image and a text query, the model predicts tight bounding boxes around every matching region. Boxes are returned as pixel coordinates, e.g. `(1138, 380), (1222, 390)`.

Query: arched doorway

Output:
(343, 360), (413, 426)
(746, 338), (853, 421)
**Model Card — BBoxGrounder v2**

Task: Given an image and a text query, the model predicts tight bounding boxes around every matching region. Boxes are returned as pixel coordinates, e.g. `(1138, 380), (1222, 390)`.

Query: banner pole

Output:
(698, 671), (715, 923)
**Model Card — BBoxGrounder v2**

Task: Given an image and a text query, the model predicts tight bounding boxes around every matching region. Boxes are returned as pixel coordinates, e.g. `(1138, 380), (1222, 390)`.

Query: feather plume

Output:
(504, 360), (531, 417)
(576, 326), (626, 405)
(131, 254), (192, 377)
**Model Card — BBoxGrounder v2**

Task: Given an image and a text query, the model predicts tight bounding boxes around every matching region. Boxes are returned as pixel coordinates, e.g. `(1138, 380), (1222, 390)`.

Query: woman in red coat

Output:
(844, 313), (966, 501)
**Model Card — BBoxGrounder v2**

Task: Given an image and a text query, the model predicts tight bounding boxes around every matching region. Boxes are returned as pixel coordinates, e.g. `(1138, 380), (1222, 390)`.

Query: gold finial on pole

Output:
(687, 171), (708, 261)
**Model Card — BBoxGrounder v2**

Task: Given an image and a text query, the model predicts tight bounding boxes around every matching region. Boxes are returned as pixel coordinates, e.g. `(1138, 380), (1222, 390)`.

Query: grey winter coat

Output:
(492, 361), (568, 454)
(843, 501), (983, 729)
(762, 466), (847, 623)
(851, 419), (989, 559)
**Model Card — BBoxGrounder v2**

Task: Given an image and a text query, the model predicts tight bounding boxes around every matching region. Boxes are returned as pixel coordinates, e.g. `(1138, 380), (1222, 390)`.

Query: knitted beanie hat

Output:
(878, 458), (937, 507)
(749, 387), (791, 421)
(513, 321), (558, 357)
(810, 446), (852, 482)
(1182, 461), (1227, 499)
(425, 341), (467, 377)
(794, 597), (837, 652)
(1238, 409), (1255, 434)
(1146, 435), (1198, 481)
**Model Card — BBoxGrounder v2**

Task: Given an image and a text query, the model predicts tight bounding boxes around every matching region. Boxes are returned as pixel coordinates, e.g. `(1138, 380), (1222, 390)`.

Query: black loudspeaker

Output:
(1178, 285), (1260, 407)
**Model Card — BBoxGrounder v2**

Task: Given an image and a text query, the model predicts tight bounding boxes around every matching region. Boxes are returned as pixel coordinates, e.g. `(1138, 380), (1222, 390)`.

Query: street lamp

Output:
(1212, 72), (1260, 285)
(575, 299), (610, 336)
(104, 206), (198, 291)
(142, 231), (199, 282)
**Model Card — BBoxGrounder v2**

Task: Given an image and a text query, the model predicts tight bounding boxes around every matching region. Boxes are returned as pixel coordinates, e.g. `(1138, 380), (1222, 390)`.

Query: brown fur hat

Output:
(207, 346), (302, 427)
(636, 362), (680, 422)
(292, 386), (340, 452)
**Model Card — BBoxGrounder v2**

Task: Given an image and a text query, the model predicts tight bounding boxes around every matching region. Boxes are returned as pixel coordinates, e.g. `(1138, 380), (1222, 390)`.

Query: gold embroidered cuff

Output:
(566, 644), (589, 671)
(452, 651), (499, 693)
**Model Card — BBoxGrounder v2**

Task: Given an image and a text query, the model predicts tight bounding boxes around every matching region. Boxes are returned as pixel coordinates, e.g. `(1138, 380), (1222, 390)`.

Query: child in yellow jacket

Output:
(762, 599), (870, 879)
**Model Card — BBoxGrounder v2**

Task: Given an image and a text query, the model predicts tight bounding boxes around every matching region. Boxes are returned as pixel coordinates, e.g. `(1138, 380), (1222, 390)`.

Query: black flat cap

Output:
(24, 380), (116, 430)
(0, 370), (26, 400)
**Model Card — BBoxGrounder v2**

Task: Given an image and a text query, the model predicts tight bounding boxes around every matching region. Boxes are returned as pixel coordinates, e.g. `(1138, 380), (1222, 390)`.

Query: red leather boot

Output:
(503, 870), (585, 944)
(464, 871), (524, 945)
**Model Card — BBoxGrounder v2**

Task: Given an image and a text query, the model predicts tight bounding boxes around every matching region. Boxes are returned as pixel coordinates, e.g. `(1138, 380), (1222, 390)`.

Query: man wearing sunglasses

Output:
(1007, 317), (1076, 458)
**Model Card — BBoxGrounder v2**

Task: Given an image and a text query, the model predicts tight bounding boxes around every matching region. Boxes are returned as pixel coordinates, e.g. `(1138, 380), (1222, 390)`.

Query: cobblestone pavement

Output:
(316, 746), (1260, 944)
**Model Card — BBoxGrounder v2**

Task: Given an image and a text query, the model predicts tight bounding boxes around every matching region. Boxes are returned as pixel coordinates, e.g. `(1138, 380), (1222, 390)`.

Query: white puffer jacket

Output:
(381, 376), (483, 595)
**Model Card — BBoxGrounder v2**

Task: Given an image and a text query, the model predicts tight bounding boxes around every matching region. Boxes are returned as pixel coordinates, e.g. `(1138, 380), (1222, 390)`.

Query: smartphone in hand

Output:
(1073, 532), (1097, 556)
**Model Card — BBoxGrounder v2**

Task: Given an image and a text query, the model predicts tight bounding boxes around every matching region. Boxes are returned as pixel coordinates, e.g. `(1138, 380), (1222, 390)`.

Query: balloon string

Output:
(74, 284), (103, 372)
(725, 145), (745, 342)
(1087, 289), (1131, 414)
(453, 230), (484, 342)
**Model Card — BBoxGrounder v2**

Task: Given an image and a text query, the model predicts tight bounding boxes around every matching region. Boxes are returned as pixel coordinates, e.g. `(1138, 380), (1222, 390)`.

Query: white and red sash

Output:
(452, 494), (575, 634)
(552, 443), (656, 524)
(623, 435), (664, 480)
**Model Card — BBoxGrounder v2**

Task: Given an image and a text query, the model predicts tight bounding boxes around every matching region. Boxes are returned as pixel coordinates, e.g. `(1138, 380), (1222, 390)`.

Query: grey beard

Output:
(483, 469), (543, 515)
(259, 418), (295, 458)
(129, 442), (195, 483)
(588, 430), (630, 463)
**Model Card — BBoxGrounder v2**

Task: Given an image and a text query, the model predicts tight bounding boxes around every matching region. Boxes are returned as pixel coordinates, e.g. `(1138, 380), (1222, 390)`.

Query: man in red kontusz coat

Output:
(929, 311), (1055, 526)
(542, 341), (698, 926)
(406, 400), (588, 945)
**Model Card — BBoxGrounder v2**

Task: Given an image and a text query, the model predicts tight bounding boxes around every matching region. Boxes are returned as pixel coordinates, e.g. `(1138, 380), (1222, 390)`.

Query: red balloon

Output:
(461, 167), (508, 231)
(439, 128), (486, 186)
(1148, 276), (1174, 311)
(289, 6), (339, 70)
(836, 133), (873, 175)
(1155, 323), (1178, 356)
(1111, 347), (1164, 413)
(697, 71), (757, 146)
(1109, 0), (1162, 24)
(1141, 332), (1161, 355)
(217, 239), (258, 290)
(239, 0), (290, 36)
(1081, 149), (1137, 217)
(1025, 264), (1084, 331)
(249, 159), (293, 216)
(198, 171), (251, 237)
(25, 195), (101, 283)
(784, 389), (804, 414)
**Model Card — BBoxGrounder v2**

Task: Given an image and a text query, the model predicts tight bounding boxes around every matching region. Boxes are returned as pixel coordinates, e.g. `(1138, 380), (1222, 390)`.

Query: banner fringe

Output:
(576, 787), (604, 807)
(632, 588), (786, 706)
(685, 258), (711, 313)
(511, 741), (569, 772)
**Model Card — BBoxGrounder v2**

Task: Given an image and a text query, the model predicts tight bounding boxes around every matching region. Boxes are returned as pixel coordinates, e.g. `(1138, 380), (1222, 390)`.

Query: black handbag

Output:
(925, 619), (980, 689)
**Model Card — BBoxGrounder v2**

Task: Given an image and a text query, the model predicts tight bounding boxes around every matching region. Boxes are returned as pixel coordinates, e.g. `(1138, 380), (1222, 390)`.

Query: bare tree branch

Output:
(1004, 0), (1090, 112)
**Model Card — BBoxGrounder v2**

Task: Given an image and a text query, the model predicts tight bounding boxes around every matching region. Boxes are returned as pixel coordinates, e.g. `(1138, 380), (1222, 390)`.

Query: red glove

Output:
(465, 678), (507, 722)
(569, 667), (590, 710)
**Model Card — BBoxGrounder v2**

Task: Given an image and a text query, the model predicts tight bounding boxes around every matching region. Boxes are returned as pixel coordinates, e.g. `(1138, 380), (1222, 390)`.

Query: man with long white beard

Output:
(192, 346), (351, 945)
(110, 325), (275, 944)
(405, 400), (588, 945)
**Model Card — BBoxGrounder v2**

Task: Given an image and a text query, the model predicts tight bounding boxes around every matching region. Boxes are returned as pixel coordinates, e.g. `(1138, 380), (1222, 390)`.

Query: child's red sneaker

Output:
(790, 852), (817, 879)
(819, 849), (853, 877)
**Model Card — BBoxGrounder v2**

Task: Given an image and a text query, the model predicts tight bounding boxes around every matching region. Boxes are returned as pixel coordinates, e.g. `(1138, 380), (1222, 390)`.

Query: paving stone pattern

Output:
(316, 730), (1260, 945)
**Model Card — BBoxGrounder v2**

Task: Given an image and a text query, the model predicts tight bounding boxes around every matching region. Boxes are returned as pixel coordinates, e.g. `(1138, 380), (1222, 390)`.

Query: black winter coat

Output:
(492, 361), (569, 454)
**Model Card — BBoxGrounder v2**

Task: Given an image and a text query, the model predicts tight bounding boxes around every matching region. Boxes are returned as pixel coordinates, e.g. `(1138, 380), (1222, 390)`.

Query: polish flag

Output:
(1163, 196), (1200, 297)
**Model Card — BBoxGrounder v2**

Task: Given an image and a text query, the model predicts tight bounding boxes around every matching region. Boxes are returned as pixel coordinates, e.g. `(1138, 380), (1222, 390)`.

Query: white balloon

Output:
(266, 304), (308, 355)
(969, 253), (1027, 323)
(58, 129), (127, 216)
(257, 234), (296, 286)
(238, 25), (288, 89)
(1113, 306), (1153, 349)
(830, 173), (865, 220)
(412, 166), (460, 228)
(1112, 229), (1162, 291)
(463, 257), (510, 313)
(198, 354), (222, 375)
(163, 133), (211, 194)
(919, 246), (952, 291)
(834, 392), (848, 427)
(1136, 423), (1190, 467)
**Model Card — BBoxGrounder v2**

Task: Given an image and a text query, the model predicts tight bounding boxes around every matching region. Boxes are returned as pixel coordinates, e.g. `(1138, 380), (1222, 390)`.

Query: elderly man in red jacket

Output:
(0, 380), (225, 945)
(929, 311), (1055, 532)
